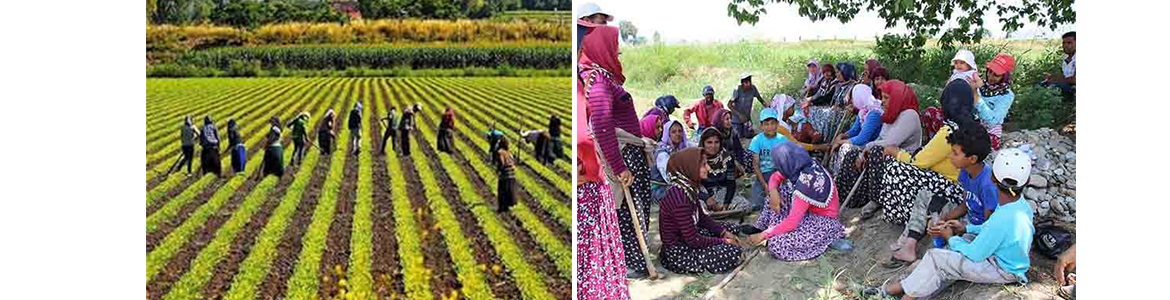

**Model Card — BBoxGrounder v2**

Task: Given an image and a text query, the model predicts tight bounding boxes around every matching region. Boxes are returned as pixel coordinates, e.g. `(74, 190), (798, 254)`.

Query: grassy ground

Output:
(619, 39), (1060, 122)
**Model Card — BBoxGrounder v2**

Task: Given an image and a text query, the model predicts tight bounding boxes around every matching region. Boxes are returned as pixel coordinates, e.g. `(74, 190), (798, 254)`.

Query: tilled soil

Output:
(316, 96), (362, 300)
(368, 104), (406, 300)
(397, 153), (460, 300)
(411, 114), (523, 300)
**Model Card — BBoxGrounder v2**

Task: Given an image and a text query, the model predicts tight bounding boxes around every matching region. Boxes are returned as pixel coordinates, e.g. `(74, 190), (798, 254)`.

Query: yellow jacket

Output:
(895, 125), (959, 182)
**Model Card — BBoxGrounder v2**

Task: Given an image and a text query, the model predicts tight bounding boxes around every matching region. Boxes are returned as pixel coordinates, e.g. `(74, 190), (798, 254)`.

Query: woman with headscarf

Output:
(575, 18), (630, 299)
(767, 95), (827, 154)
(521, 129), (554, 164)
(870, 67), (891, 98)
(863, 59), (884, 86)
(710, 109), (751, 172)
(262, 118), (284, 177)
(318, 109), (337, 155)
(549, 114), (566, 160)
(169, 116), (201, 175)
(398, 107), (414, 156)
(226, 119), (246, 174)
(828, 84), (884, 172)
(199, 116), (222, 176)
(802, 59), (823, 98)
(658, 147), (743, 274)
(643, 95), (681, 120)
(348, 102), (363, 155)
(745, 142), (845, 261)
(850, 81), (976, 267)
(437, 108), (455, 154)
(801, 63), (856, 144)
(639, 114), (664, 171)
(698, 128), (750, 215)
(976, 54), (1016, 150)
(835, 80), (924, 210)
(580, 22), (657, 279)
(496, 137), (517, 212)
(288, 112), (310, 166)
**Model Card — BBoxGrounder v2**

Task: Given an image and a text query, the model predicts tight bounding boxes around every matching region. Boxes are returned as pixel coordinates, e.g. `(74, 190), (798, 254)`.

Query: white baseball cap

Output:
(577, 3), (614, 22)
(992, 148), (1032, 189)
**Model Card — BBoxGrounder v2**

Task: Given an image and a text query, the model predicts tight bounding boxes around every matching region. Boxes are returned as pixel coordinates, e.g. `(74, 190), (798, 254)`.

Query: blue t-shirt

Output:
(960, 164), (1000, 225)
(748, 132), (788, 173)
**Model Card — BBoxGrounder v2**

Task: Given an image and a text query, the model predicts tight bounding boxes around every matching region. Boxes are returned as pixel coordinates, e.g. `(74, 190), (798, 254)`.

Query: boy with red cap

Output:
(976, 54), (1016, 149)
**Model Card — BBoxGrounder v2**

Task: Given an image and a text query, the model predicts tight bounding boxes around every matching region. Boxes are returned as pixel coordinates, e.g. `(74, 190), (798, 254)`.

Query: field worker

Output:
(867, 148), (1034, 299)
(683, 85), (724, 142)
(577, 2), (613, 25)
(348, 102), (363, 155)
(169, 116), (201, 175)
(226, 119), (246, 174)
(975, 54), (1017, 150)
(199, 115), (222, 176)
(398, 107), (414, 156)
(287, 112), (310, 166)
(318, 109), (337, 155)
(486, 122), (505, 166)
(643, 95), (681, 120)
(548, 114), (566, 160)
(657, 148), (743, 274)
(521, 129), (554, 164)
(496, 138), (518, 212)
(262, 120), (284, 178)
(379, 107), (397, 154)
(437, 108), (456, 154)
(1042, 31), (1076, 103)
(834, 79), (923, 220)
(728, 73), (768, 138)
(745, 142), (845, 261)
(580, 22), (657, 279)
(802, 59), (822, 97)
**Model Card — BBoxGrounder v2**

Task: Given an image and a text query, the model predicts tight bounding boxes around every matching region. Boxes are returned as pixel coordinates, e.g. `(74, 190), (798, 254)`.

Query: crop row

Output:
(144, 79), (289, 158)
(346, 82), (376, 299)
(178, 44), (569, 70)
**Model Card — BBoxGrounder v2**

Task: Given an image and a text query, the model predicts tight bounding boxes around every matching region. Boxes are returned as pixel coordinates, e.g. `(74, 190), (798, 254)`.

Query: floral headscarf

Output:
(771, 142), (833, 208)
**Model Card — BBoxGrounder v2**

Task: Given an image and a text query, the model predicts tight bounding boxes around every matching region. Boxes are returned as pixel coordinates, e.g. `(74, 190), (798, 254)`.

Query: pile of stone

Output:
(995, 128), (1076, 223)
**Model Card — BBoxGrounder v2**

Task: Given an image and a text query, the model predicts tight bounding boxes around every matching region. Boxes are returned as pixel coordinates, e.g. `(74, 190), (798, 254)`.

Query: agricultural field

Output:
(145, 77), (570, 300)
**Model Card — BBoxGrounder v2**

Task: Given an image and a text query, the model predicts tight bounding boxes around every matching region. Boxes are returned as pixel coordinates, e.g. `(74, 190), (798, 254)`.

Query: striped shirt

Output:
(582, 67), (641, 174)
(659, 187), (727, 249)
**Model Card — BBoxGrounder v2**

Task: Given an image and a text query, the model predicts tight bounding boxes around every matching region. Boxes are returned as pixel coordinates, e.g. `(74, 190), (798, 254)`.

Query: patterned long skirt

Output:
(616, 145), (654, 272)
(754, 184), (846, 261)
(833, 144), (880, 209)
(660, 222), (742, 274)
(576, 181), (630, 300)
(806, 106), (846, 143)
(861, 147), (966, 224)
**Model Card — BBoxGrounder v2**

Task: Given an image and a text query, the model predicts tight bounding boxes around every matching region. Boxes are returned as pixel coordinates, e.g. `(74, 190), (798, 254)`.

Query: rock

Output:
(1028, 174), (1048, 188)
(1066, 179), (1075, 189)
(1038, 201), (1051, 216)
(1064, 152), (1076, 160)
(1061, 215), (1076, 223)
(1054, 168), (1066, 176)
(1051, 199), (1067, 216)
(1037, 159), (1053, 171)
(1067, 198), (1076, 212)
(1027, 200), (1039, 213)
(1024, 187), (1042, 200)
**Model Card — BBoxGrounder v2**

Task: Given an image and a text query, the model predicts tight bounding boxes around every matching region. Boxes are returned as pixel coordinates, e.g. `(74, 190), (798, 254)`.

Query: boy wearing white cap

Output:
(868, 148), (1035, 299)
(577, 2), (613, 25)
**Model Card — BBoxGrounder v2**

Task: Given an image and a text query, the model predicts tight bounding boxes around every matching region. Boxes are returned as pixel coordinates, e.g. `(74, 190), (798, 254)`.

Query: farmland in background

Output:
(145, 77), (570, 300)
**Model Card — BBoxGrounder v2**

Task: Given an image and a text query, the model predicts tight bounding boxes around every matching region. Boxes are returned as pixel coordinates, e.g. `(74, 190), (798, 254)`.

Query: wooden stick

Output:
(623, 184), (659, 280)
(702, 248), (761, 300)
(822, 110), (854, 167)
(840, 166), (867, 214)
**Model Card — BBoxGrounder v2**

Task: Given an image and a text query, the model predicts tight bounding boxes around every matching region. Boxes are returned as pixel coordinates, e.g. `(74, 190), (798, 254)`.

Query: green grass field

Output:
(145, 77), (570, 300)
(619, 39), (1061, 116)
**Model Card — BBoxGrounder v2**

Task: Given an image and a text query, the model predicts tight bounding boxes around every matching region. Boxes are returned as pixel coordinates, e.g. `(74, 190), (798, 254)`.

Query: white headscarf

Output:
(851, 84), (882, 122)
(771, 94), (797, 131)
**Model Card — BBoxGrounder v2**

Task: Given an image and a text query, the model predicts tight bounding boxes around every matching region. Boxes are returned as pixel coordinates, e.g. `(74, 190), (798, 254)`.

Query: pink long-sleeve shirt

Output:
(582, 68), (642, 175)
(761, 171), (840, 239)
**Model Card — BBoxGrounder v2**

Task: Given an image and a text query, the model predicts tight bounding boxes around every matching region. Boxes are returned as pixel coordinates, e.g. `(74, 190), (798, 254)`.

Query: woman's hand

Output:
(854, 152), (867, 170)
(882, 145), (900, 157)
(619, 170), (633, 187)
(1054, 245), (1077, 285)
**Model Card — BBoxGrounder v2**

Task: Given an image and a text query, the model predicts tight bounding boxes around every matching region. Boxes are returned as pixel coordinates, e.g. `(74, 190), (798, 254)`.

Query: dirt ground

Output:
(626, 178), (1074, 300)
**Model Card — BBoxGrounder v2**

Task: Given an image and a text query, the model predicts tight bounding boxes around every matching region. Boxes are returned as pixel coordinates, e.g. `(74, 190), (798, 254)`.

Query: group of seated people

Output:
(576, 16), (1075, 299)
(636, 53), (1048, 298)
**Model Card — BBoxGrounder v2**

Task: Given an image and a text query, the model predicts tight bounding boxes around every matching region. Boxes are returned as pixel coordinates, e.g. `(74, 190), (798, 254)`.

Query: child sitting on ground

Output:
(869, 148), (1034, 299)
(748, 108), (788, 212)
(888, 125), (998, 264)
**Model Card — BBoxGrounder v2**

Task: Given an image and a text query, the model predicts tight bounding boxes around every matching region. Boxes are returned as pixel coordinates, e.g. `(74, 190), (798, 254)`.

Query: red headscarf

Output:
(640, 114), (660, 139)
(578, 23), (625, 84)
(878, 80), (920, 124)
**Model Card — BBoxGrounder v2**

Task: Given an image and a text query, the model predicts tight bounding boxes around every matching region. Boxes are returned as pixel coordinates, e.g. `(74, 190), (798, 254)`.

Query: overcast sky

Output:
(581, 0), (1076, 43)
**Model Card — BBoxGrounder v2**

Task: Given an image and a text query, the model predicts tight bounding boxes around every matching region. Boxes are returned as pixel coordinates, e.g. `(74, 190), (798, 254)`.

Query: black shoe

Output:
(626, 268), (648, 279)
(734, 224), (763, 235)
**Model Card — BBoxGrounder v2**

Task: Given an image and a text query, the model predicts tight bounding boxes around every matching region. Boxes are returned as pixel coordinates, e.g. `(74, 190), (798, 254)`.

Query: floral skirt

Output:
(754, 184), (845, 261)
(858, 147), (966, 224)
(660, 223), (742, 274)
(807, 106), (846, 143)
(576, 181), (630, 300)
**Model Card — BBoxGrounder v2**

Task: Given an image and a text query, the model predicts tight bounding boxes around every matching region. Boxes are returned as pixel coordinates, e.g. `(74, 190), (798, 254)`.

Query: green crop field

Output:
(145, 77), (570, 300)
